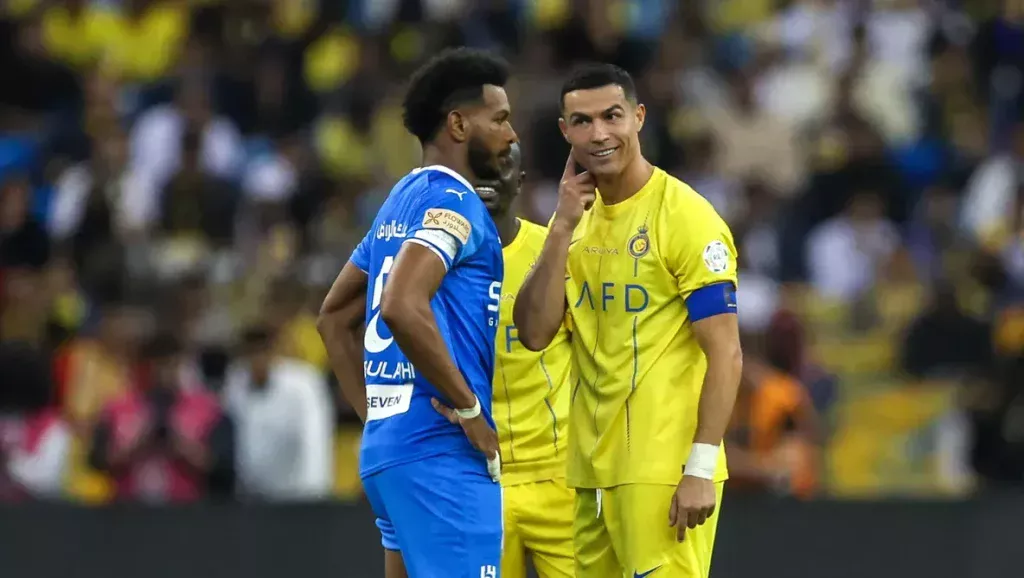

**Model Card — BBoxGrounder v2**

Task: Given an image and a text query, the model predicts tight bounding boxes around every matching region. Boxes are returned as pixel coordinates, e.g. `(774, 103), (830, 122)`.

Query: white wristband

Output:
(683, 443), (719, 480)
(454, 397), (482, 420)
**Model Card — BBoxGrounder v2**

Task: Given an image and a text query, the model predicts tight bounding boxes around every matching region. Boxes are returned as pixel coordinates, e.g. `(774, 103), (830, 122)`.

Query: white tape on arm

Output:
(454, 397), (481, 420)
(683, 443), (720, 480)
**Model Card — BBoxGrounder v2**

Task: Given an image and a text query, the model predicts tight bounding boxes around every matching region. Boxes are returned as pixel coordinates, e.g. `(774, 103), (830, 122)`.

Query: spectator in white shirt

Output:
(129, 76), (243, 196)
(223, 326), (334, 501)
(806, 190), (900, 301)
(962, 123), (1024, 248)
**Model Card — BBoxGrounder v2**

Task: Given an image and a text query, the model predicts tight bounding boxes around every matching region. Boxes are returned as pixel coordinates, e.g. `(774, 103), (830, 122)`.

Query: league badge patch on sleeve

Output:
(423, 208), (472, 244)
(702, 240), (730, 274)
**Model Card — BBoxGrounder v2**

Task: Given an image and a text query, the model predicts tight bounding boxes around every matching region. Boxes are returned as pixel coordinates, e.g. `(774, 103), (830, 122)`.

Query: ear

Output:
(447, 110), (469, 143)
(558, 117), (570, 143)
(518, 170), (526, 187)
(635, 103), (646, 133)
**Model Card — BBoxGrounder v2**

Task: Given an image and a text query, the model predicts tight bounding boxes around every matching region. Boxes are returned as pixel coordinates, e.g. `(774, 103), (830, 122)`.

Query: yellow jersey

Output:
(495, 219), (572, 486)
(564, 167), (735, 488)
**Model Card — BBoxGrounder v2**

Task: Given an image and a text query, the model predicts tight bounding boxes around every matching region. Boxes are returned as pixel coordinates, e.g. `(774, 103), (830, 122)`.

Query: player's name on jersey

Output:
(376, 220), (408, 242)
(364, 360), (416, 380)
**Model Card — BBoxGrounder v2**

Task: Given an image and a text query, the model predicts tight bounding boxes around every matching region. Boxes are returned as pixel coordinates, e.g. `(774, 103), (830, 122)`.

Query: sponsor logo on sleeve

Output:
(702, 240), (730, 274)
(423, 208), (472, 244)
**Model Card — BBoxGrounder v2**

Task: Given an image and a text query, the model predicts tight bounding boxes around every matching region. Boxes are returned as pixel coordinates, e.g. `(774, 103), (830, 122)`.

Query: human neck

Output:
(594, 154), (655, 206)
(421, 143), (474, 185)
(493, 213), (520, 247)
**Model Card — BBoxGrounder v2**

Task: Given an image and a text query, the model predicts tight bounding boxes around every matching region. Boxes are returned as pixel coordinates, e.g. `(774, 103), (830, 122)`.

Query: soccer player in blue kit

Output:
(317, 48), (518, 578)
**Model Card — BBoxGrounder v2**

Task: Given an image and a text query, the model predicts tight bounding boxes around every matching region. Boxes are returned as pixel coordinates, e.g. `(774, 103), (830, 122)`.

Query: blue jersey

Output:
(350, 165), (503, 478)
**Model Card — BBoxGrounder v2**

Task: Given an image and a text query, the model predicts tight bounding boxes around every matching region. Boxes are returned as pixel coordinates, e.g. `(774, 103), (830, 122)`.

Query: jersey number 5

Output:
(365, 255), (395, 353)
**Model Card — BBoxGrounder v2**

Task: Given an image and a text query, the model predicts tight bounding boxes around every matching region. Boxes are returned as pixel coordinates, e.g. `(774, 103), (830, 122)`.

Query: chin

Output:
(588, 161), (621, 178)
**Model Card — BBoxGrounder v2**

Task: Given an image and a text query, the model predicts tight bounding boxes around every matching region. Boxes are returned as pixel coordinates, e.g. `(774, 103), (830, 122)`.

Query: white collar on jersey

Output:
(412, 164), (476, 193)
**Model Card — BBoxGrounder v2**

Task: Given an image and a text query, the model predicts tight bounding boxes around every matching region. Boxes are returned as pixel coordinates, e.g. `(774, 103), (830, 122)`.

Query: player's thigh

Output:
(362, 470), (401, 552)
(609, 483), (725, 577)
(379, 454), (504, 578)
(514, 480), (574, 578)
(573, 487), (622, 578)
(501, 484), (528, 578)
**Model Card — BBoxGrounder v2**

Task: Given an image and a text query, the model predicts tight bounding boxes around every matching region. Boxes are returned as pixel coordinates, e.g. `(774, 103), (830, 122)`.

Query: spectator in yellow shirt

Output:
(40, 0), (111, 71)
(99, 0), (188, 83)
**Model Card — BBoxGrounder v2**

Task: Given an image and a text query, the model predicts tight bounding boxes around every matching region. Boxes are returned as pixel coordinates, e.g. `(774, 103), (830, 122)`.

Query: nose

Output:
(506, 122), (519, 144)
(590, 120), (610, 145)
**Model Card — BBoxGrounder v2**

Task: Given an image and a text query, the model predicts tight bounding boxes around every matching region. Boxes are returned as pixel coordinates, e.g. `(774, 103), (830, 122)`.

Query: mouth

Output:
(590, 147), (618, 160)
(474, 181), (501, 208)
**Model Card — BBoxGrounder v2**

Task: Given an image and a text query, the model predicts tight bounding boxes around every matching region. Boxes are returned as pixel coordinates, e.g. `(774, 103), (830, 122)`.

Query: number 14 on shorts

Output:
(480, 565), (497, 578)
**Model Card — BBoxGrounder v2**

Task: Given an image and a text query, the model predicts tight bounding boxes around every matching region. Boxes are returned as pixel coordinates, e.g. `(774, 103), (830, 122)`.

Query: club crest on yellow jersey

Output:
(627, 225), (650, 259)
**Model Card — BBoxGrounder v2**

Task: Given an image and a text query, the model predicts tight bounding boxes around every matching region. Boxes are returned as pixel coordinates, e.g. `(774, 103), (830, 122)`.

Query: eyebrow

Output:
(568, 104), (625, 122)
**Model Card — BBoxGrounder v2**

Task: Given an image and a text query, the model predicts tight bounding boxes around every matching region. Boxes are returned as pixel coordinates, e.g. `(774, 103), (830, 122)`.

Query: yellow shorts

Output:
(574, 482), (725, 578)
(502, 479), (575, 578)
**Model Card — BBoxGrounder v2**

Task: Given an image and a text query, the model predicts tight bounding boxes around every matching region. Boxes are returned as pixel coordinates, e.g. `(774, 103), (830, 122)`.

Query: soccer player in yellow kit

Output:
(433, 143), (575, 578)
(514, 64), (743, 578)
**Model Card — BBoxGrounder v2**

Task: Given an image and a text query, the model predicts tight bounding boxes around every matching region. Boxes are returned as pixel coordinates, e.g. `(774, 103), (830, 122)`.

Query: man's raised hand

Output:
(552, 152), (597, 230)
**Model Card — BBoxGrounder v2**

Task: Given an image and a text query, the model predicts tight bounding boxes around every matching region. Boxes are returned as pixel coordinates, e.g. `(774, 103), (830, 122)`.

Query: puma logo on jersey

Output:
(445, 188), (467, 200)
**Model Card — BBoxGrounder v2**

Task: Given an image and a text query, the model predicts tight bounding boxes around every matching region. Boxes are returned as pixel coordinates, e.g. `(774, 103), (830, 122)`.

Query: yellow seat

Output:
(813, 333), (896, 376)
(827, 381), (959, 497)
(333, 426), (363, 501)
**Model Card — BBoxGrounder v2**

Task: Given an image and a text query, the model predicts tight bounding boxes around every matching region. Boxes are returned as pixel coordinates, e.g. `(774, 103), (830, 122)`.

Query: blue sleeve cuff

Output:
(686, 282), (737, 322)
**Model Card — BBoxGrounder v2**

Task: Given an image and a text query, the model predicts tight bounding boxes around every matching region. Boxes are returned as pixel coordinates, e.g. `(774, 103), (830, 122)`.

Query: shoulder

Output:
(519, 219), (549, 245)
(411, 167), (476, 200)
(659, 172), (721, 221)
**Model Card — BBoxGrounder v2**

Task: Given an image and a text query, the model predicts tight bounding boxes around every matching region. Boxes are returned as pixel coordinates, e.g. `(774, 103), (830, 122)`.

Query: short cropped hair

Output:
(402, 47), (510, 144)
(559, 63), (637, 110)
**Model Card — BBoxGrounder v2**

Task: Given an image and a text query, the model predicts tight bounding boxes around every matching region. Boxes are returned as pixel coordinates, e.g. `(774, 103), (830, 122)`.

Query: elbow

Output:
(728, 342), (744, 374)
(512, 302), (551, 352)
(518, 329), (552, 352)
(379, 287), (414, 332)
(315, 310), (331, 337)
(708, 340), (744, 376)
(316, 297), (338, 336)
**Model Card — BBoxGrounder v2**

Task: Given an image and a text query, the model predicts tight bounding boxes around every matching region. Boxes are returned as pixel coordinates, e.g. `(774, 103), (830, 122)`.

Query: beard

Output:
(467, 134), (507, 181)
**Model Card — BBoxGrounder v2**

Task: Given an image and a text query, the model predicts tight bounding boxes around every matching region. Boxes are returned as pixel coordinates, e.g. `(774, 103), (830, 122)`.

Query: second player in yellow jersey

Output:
(468, 143), (575, 578)
(516, 65), (744, 578)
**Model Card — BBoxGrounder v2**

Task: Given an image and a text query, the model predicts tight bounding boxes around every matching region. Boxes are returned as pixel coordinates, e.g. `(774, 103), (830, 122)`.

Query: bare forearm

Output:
(319, 316), (367, 422)
(514, 222), (572, 351)
(694, 350), (743, 446)
(317, 266), (368, 423)
(384, 302), (476, 409)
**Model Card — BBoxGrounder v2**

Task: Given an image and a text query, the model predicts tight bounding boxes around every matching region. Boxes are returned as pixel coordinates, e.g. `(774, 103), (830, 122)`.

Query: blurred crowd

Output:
(1, 0), (1024, 505)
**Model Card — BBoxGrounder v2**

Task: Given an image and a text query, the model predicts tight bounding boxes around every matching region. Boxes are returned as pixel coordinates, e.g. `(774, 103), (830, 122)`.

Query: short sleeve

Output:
(662, 192), (739, 300)
(404, 181), (488, 270)
(349, 230), (372, 272)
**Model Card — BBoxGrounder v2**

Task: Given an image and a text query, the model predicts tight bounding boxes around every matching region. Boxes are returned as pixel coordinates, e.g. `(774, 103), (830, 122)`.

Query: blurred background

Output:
(1, 0), (1023, 576)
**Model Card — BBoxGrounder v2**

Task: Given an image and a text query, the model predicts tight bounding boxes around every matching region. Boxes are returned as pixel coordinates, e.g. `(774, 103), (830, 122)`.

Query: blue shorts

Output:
(363, 452), (503, 578)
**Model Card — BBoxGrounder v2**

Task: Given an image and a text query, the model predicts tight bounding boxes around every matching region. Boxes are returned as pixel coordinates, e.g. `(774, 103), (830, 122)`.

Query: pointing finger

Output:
(562, 151), (577, 180)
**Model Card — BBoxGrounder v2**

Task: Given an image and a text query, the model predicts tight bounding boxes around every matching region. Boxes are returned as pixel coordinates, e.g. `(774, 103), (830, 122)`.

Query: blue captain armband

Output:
(686, 282), (738, 322)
